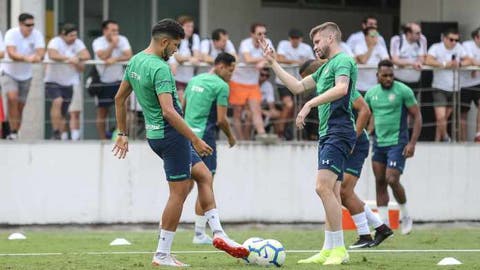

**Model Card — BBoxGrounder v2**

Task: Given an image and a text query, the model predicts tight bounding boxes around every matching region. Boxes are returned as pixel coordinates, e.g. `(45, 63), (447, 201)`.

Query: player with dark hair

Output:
(365, 59), (422, 235)
(183, 52), (237, 244)
(113, 19), (248, 267)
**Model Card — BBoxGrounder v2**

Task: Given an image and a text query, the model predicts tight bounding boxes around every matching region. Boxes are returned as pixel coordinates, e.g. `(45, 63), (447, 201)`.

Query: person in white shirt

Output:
(354, 27), (390, 93)
(275, 29), (315, 140)
(460, 27), (480, 142)
(259, 68), (280, 133)
(390, 22), (427, 92)
(92, 19), (132, 139)
(0, 30), (4, 59)
(0, 30), (4, 138)
(340, 42), (354, 57)
(200, 28), (236, 64)
(426, 28), (472, 142)
(169, 15), (201, 102)
(45, 23), (90, 140)
(230, 22), (273, 140)
(0, 13), (45, 140)
(346, 15), (387, 51)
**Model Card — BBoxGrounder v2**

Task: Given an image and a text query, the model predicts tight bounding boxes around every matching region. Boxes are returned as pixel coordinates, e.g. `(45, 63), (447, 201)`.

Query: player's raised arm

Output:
(157, 93), (213, 157)
(260, 38), (315, 94)
(113, 79), (133, 159)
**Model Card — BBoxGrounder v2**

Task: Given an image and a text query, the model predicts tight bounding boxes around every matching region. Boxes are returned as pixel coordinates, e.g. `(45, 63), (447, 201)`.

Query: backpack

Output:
(86, 66), (102, 97)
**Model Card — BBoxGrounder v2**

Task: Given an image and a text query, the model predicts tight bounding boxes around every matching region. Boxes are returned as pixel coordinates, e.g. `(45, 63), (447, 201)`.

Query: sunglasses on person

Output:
(23, 23), (35, 27)
(260, 73), (270, 77)
(448, 37), (459, 42)
(256, 31), (267, 36)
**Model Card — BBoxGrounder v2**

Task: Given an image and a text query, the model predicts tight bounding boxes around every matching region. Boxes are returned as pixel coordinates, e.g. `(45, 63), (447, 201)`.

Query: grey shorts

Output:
(432, 89), (454, 107)
(0, 73), (32, 103)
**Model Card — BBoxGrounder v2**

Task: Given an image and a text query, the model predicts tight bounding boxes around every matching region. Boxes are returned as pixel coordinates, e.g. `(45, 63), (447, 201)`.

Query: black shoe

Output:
(51, 130), (61, 140)
(369, 224), (394, 247)
(349, 234), (373, 249)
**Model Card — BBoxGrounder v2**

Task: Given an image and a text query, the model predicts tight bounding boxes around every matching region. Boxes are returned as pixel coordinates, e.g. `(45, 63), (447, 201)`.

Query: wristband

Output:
(117, 133), (128, 137)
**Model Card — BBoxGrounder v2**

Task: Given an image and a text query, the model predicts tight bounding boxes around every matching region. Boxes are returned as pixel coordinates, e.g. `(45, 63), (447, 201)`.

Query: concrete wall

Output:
(1, 142), (479, 224)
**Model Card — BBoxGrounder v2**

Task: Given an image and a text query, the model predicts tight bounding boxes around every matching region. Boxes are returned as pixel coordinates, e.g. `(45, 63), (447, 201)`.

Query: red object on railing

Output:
(0, 95), (4, 123)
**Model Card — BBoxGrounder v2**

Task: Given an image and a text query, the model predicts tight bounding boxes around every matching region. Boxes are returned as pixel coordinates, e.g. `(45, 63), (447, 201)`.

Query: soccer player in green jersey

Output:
(112, 19), (249, 267)
(261, 22), (356, 265)
(183, 52), (237, 245)
(299, 60), (393, 250)
(365, 59), (422, 235)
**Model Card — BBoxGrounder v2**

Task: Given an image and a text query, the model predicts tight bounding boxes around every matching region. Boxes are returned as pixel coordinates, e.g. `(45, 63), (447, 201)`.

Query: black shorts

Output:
(95, 81), (120, 108)
(432, 89), (454, 107)
(460, 85), (480, 112)
(45, 82), (73, 116)
(276, 85), (293, 98)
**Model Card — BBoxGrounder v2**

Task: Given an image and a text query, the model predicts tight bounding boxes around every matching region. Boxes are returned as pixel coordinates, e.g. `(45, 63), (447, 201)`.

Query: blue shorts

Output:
(318, 137), (353, 181)
(95, 81), (120, 108)
(147, 133), (202, 181)
(372, 143), (406, 174)
(344, 139), (370, 178)
(201, 135), (217, 174)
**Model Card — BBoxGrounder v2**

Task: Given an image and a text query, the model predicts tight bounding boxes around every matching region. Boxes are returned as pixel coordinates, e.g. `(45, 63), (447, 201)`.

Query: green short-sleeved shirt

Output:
(184, 73), (229, 139)
(365, 81), (417, 146)
(311, 52), (357, 140)
(123, 51), (182, 139)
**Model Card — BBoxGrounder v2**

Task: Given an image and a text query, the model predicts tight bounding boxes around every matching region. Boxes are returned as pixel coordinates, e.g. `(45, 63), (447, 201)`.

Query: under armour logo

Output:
(389, 161), (397, 167)
(322, 160), (330, 165)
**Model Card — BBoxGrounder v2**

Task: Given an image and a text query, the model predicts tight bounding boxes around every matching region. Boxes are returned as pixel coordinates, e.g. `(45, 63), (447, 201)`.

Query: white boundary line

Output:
(2, 249), (480, 256)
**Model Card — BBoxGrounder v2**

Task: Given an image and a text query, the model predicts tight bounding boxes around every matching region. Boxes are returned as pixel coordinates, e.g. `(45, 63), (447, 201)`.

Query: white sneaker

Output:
(152, 252), (189, 267)
(212, 234), (250, 258)
(401, 216), (413, 235)
(6, 133), (18, 140)
(192, 234), (213, 245)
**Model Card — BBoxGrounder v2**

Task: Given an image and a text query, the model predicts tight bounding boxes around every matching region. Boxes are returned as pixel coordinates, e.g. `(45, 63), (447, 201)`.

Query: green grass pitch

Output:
(1, 225), (480, 269)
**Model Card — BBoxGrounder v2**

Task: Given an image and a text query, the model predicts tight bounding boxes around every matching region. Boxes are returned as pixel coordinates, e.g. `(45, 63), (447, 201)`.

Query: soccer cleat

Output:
(152, 253), (189, 267)
(349, 234), (373, 249)
(297, 249), (331, 264)
(212, 234), (250, 259)
(401, 216), (413, 235)
(369, 224), (394, 247)
(323, 246), (349, 265)
(192, 234), (213, 245)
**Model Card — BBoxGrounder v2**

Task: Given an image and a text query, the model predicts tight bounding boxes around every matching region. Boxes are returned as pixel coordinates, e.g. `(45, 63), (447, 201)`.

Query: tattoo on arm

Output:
(335, 75), (350, 86)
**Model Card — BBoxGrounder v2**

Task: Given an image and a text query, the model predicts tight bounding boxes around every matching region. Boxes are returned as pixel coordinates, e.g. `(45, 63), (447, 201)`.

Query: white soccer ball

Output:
(242, 237), (264, 264)
(254, 239), (286, 267)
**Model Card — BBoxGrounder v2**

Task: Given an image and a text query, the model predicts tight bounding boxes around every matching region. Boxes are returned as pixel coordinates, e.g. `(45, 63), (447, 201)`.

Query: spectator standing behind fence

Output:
(259, 68), (280, 134)
(45, 23), (90, 140)
(354, 27), (389, 93)
(169, 15), (201, 102)
(275, 29), (315, 140)
(340, 41), (354, 57)
(460, 27), (480, 142)
(390, 23), (427, 94)
(92, 20), (132, 140)
(229, 23), (272, 140)
(346, 15), (387, 51)
(200, 28), (237, 64)
(426, 28), (471, 142)
(0, 13), (45, 140)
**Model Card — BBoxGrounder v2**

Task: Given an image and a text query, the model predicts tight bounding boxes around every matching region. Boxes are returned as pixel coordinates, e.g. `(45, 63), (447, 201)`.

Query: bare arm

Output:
(276, 54), (300, 65)
(217, 106), (236, 147)
(356, 47), (374, 64)
(35, 48), (45, 60)
(6, 46), (26, 61)
(352, 96), (371, 137)
(73, 48), (92, 72)
(408, 105), (422, 145)
(270, 60), (316, 94)
(48, 48), (69, 62)
(425, 54), (443, 67)
(114, 80), (133, 134)
(243, 52), (265, 64)
(96, 43), (116, 60)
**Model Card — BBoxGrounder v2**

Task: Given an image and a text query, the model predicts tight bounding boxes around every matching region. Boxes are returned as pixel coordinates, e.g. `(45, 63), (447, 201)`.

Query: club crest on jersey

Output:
(388, 94), (396, 102)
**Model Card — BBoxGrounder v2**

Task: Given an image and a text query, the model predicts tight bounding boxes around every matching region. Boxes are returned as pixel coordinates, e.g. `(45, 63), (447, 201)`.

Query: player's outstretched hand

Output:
(193, 138), (213, 157)
(259, 37), (275, 63)
(112, 136), (129, 159)
(403, 142), (415, 158)
(296, 105), (311, 129)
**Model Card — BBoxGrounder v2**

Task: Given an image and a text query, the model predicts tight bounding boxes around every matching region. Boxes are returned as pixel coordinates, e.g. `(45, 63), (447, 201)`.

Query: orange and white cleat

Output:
(212, 234), (250, 259)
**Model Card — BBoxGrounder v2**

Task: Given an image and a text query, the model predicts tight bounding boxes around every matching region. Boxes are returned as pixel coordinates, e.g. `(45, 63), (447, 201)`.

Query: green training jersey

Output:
(365, 81), (417, 147)
(351, 89), (369, 144)
(123, 51), (182, 139)
(184, 73), (229, 139)
(311, 52), (357, 140)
